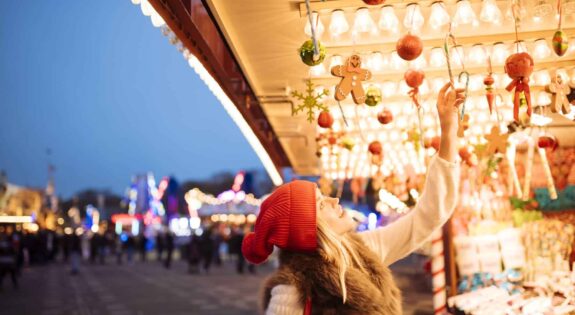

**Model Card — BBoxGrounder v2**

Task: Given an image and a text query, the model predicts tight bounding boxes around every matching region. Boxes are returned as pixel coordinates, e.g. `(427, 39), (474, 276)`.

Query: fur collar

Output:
(262, 233), (402, 314)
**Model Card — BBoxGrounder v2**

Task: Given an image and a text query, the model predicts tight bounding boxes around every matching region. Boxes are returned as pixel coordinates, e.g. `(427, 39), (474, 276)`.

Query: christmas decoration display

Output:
(317, 110), (334, 129)
(331, 54), (372, 104)
(368, 140), (383, 155)
(424, 136), (441, 152)
(291, 80), (329, 122)
(364, 85), (382, 107)
(396, 33), (423, 61)
(299, 39), (326, 66)
(546, 73), (572, 114)
(484, 59), (495, 115)
(404, 69), (425, 108)
(377, 108), (393, 125)
(537, 135), (559, 151)
(504, 52), (534, 122)
(484, 126), (509, 155)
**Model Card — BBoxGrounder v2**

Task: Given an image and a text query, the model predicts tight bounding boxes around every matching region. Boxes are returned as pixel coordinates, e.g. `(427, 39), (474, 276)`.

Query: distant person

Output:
(187, 234), (201, 274)
(138, 234), (147, 262)
(125, 234), (135, 264)
(89, 233), (99, 264)
(228, 226), (245, 274)
(199, 227), (214, 274)
(155, 232), (165, 262)
(69, 232), (82, 275)
(98, 232), (107, 265)
(164, 232), (174, 269)
(213, 227), (223, 267)
(114, 234), (123, 265)
(0, 231), (18, 289)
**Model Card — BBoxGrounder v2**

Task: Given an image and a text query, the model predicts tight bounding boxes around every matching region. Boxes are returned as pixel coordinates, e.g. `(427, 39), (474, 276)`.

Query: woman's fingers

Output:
(438, 82), (452, 103)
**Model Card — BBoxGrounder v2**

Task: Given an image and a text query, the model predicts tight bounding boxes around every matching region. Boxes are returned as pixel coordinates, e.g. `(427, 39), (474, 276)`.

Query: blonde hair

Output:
(316, 216), (368, 303)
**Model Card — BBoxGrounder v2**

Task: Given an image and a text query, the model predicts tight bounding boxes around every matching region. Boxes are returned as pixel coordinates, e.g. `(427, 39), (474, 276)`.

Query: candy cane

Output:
(507, 143), (523, 199)
(443, 30), (470, 121)
(537, 147), (558, 200)
(431, 229), (447, 314)
(523, 137), (535, 200)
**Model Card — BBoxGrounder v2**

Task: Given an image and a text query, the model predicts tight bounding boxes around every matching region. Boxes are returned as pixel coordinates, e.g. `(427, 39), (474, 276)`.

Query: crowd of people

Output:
(0, 222), (256, 291)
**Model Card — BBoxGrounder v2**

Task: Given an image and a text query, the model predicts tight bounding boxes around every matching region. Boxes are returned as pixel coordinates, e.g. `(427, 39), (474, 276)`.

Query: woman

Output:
(242, 83), (464, 314)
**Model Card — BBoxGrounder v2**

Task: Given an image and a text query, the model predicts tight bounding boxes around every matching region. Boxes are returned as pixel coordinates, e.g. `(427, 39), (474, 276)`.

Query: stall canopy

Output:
(144, 0), (575, 183)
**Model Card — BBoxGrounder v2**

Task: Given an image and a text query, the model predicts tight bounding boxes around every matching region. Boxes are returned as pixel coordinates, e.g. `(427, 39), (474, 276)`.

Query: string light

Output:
(329, 55), (343, 69)
(378, 6), (399, 33)
(305, 12), (325, 38)
(429, 47), (446, 67)
(491, 42), (509, 64)
(353, 8), (375, 33)
(468, 44), (487, 65)
(309, 63), (326, 77)
(480, 0), (502, 24)
(429, 1), (451, 29)
(533, 0), (554, 21)
(404, 3), (425, 31)
(453, 0), (478, 27)
(329, 10), (349, 37)
(532, 39), (551, 59)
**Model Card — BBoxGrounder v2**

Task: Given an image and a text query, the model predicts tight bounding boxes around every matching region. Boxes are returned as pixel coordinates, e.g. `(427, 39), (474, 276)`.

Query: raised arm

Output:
(359, 83), (463, 266)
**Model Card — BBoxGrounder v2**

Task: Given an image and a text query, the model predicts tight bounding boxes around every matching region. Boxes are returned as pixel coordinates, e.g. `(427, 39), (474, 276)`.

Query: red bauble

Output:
(328, 136), (337, 145)
(377, 109), (393, 124)
(404, 69), (425, 88)
(396, 34), (423, 61)
(317, 111), (334, 129)
(504, 52), (534, 79)
(538, 136), (559, 151)
(362, 0), (385, 4)
(368, 141), (383, 155)
(483, 75), (494, 86)
(424, 136), (441, 151)
(459, 147), (471, 160)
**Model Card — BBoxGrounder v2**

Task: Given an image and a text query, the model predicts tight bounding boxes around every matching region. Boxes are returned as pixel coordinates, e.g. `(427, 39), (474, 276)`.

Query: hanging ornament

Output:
(341, 137), (355, 151)
(443, 30), (470, 121)
(457, 114), (470, 137)
(299, 39), (326, 66)
(406, 127), (422, 152)
(424, 136), (441, 151)
(459, 147), (478, 166)
(291, 80), (329, 122)
(331, 55), (372, 104)
(484, 59), (495, 114)
(546, 73), (572, 114)
(317, 110), (334, 128)
(362, 0), (385, 4)
(553, 0), (569, 56)
(365, 85), (382, 106)
(537, 135), (559, 151)
(377, 108), (393, 124)
(504, 52), (534, 123)
(484, 126), (509, 156)
(368, 141), (383, 155)
(404, 69), (425, 108)
(396, 33), (423, 61)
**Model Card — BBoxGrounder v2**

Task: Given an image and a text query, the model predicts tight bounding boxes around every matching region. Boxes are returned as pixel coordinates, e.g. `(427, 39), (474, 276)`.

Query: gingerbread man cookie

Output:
(484, 126), (509, 155)
(331, 54), (372, 104)
(546, 74), (572, 114)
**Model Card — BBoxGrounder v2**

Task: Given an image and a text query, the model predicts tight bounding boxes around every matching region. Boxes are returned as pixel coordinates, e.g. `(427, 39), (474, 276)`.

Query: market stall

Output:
(133, 0), (575, 313)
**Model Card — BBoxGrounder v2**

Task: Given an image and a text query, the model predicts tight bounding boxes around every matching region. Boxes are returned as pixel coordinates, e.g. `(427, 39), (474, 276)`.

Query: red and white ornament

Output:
(317, 111), (334, 129)
(396, 34), (423, 61)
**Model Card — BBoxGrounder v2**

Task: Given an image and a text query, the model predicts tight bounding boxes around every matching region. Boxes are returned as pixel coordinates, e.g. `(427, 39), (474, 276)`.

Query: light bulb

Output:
(537, 91), (551, 106)
(353, 8), (375, 33)
(453, 0), (478, 26)
(309, 63), (326, 77)
(151, 11), (165, 27)
(491, 42), (509, 64)
(533, 70), (551, 85)
(399, 80), (410, 95)
(469, 74), (484, 91)
(564, 0), (575, 14)
(305, 12), (325, 38)
(379, 6), (399, 33)
(419, 79), (430, 95)
(429, 1), (450, 29)
(404, 3), (425, 31)
(141, 0), (154, 16)
(381, 81), (397, 97)
(512, 40), (528, 54)
(569, 38), (575, 55)
(410, 54), (427, 70)
(429, 47), (446, 67)
(533, 0), (553, 19)
(368, 52), (386, 72)
(450, 45), (465, 68)
(131, 0), (141, 4)
(390, 51), (407, 70)
(533, 39), (551, 59)
(432, 77), (448, 93)
(329, 55), (343, 69)
(329, 10), (349, 37)
(468, 44), (486, 65)
(505, 2), (527, 21)
(480, 0), (502, 24)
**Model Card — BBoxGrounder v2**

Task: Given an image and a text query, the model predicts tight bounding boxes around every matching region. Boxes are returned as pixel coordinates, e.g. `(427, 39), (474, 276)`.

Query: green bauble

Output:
(552, 30), (569, 57)
(365, 85), (382, 106)
(341, 137), (355, 151)
(299, 39), (326, 66)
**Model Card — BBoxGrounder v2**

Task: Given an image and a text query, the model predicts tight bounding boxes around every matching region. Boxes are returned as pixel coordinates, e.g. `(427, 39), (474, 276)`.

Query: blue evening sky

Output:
(0, 1), (263, 198)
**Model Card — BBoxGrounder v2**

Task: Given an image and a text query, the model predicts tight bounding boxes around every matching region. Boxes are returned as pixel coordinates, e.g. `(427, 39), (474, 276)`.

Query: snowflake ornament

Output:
(291, 80), (329, 123)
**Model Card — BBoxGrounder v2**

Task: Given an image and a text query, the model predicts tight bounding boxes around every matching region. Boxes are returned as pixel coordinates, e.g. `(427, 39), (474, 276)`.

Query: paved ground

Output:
(0, 255), (434, 315)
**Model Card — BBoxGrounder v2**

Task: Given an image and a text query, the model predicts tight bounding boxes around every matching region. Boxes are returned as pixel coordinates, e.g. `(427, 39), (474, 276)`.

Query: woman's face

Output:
(316, 189), (356, 235)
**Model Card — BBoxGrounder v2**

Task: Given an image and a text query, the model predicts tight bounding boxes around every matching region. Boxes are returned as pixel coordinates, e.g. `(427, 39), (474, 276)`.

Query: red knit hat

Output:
(242, 180), (317, 264)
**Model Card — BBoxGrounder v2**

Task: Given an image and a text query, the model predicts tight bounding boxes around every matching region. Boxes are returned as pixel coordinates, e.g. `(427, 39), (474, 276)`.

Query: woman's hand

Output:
(436, 83), (465, 162)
